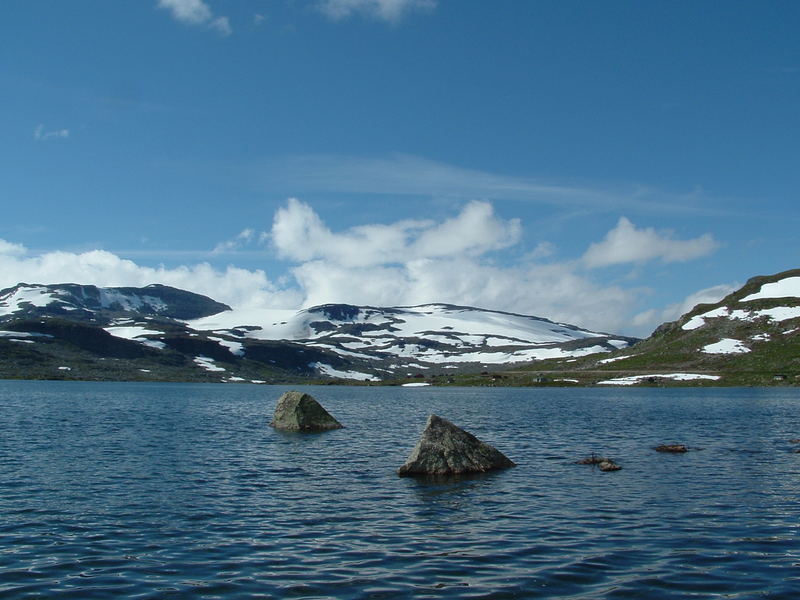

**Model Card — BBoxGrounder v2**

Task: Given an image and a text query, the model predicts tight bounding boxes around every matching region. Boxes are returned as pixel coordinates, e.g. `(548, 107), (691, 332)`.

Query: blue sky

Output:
(1, 0), (799, 335)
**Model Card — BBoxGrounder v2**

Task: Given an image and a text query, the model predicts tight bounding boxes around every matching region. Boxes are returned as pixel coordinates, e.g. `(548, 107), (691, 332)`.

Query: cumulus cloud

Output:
(317, 0), (436, 22)
(291, 258), (635, 333)
(0, 240), (300, 311)
(264, 199), (644, 332)
(157, 0), (231, 35)
(271, 198), (520, 267)
(34, 124), (69, 141)
(0, 202), (723, 335)
(582, 217), (719, 268)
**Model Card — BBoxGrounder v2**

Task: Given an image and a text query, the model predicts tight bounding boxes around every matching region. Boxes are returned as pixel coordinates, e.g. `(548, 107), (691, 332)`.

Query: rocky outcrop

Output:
(397, 414), (515, 477)
(270, 391), (343, 431)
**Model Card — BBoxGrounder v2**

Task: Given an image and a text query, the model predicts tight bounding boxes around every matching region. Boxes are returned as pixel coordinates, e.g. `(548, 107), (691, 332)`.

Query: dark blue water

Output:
(2, 382), (800, 599)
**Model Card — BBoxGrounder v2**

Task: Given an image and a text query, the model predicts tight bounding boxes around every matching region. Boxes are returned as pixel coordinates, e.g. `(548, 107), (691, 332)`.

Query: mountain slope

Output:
(0, 283), (635, 383)
(513, 268), (800, 386)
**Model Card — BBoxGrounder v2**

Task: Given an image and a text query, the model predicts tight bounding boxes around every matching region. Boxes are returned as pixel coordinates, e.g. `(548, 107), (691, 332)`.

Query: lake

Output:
(1, 381), (799, 599)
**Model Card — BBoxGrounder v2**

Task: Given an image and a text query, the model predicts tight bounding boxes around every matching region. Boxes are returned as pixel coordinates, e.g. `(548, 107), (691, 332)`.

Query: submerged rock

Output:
(655, 444), (689, 453)
(270, 391), (343, 431)
(576, 454), (622, 471)
(597, 459), (622, 472)
(397, 414), (515, 477)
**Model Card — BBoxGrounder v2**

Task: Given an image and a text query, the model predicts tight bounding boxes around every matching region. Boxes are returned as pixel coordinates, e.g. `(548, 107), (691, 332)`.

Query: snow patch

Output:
(597, 354), (636, 365)
(104, 326), (162, 340)
(140, 340), (166, 350)
(402, 382), (431, 387)
(0, 331), (53, 339)
(741, 276), (800, 302)
(683, 304), (800, 331)
(208, 336), (244, 356)
(702, 338), (750, 355)
(0, 285), (61, 316)
(597, 373), (720, 385)
(310, 362), (379, 381)
(194, 356), (226, 372)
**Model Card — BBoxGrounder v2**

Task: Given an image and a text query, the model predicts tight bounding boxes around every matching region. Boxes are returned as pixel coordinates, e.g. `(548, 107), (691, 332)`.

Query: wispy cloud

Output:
(157, 0), (232, 36)
(33, 124), (69, 141)
(212, 228), (261, 254)
(317, 0), (436, 22)
(253, 154), (734, 217)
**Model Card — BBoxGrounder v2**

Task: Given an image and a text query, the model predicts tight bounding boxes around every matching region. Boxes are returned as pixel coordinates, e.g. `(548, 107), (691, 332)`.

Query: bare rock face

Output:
(397, 414), (515, 477)
(270, 391), (343, 431)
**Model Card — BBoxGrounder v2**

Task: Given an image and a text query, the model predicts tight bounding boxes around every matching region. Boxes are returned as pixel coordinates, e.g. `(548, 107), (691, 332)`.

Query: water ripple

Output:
(2, 382), (800, 598)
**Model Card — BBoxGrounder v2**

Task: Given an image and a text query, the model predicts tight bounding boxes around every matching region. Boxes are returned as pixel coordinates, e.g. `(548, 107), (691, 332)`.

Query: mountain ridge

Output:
(0, 282), (634, 383)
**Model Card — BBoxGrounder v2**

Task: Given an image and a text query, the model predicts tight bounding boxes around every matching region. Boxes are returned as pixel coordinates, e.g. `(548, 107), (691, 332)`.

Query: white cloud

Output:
(34, 124), (69, 141)
(270, 198), (520, 267)
(291, 258), (635, 333)
(210, 16), (232, 36)
(0, 240), (299, 311)
(157, 0), (231, 35)
(582, 217), (719, 268)
(0, 202), (724, 336)
(317, 0), (436, 22)
(212, 228), (258, 254)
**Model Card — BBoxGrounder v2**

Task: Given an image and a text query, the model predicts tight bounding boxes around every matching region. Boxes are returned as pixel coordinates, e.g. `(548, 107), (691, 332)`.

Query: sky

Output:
(1, 0), (799, 336)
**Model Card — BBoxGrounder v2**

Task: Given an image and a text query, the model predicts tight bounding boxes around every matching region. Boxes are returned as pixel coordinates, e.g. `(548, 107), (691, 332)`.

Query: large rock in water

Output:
(398, 414), (515, 477)
(270, 391), (343, 431)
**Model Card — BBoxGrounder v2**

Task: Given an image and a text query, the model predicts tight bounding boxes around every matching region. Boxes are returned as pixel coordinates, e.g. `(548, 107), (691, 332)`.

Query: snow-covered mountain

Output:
(0, 282), (635, 382)
(0, 283), (230, 320)
(186, 303), (635, 378)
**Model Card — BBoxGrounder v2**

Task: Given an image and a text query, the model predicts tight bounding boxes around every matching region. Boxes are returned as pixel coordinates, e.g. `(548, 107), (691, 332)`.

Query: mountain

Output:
(498, 268), (800, 386)
(0, 282), (634, 383)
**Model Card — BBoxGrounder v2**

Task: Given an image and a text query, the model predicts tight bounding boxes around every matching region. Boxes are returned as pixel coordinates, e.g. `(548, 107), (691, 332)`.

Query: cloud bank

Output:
(0, 201), (721, 335)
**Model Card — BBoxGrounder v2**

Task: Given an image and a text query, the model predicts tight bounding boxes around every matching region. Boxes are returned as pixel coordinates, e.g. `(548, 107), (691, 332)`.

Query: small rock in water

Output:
(270, 391), (343, 431)
(398, 414), (515, 477)
(597, 459), (622, 472)
(655, 444), (689, 453)
(576, 454), (621, 471)
(789, 438), (800, 444)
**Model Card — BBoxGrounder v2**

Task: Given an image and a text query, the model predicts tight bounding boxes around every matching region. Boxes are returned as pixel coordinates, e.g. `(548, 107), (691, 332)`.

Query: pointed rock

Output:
(270, 391), (343, 431)
(398, 414), (515, 477)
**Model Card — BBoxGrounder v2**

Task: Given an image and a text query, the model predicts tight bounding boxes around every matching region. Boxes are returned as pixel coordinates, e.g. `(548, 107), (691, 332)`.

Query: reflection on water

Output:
(1, 381), (800, 599)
